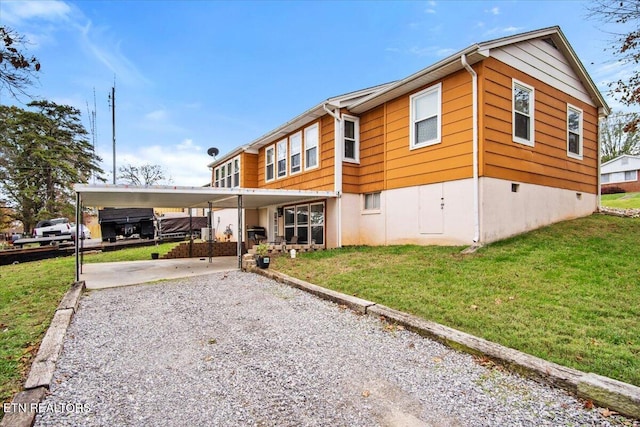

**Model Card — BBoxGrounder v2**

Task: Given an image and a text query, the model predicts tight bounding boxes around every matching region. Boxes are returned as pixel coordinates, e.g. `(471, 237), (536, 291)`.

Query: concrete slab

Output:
(80, 256), (238, 289)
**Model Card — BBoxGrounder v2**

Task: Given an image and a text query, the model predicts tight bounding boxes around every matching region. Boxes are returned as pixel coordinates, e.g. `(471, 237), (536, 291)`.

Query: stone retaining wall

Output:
(162, 241), (241, 259)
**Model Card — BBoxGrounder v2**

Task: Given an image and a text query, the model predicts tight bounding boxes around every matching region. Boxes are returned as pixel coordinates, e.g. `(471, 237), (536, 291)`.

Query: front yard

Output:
(272, 214), (640, 387)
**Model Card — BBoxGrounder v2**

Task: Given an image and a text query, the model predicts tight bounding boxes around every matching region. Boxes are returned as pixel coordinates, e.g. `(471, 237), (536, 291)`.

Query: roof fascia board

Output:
(478, 26), (610, 115)
(244, 82), (395, 152)
(349, 45), (482, 114)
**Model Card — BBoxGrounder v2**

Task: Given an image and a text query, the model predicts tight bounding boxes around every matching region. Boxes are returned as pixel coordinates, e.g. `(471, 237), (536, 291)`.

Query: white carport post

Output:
(237, 195), (243, 269)
(74, 191), (81, 282)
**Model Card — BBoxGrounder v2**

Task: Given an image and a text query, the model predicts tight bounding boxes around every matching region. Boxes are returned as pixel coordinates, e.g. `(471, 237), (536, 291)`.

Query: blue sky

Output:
(0, 1), (632, 186)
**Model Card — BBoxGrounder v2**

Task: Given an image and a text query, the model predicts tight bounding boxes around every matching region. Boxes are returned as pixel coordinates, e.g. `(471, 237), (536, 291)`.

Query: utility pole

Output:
(108, 80), (116, 184)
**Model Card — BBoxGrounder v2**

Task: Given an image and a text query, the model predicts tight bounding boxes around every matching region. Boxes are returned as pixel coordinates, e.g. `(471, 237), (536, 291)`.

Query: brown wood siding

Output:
(241, 152), (258, 188)
(350, 105), (385, 193)
(481, 57), (599, 193)
(256, 115), (335, 191)
(384, 69), (474, 190)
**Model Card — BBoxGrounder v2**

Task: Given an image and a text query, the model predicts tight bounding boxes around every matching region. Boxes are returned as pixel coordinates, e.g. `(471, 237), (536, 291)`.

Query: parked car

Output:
(33, 218), (72, 238)
(70, 223), (91, 240)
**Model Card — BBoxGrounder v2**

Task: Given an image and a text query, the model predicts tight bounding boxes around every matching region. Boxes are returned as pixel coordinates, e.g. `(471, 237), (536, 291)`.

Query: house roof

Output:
(210, 26), (609, 169)
(208, 81), (396, 168)
(349, 26), (609, 115)
(75, 184), (337, 210)
(600, 154), (640, 174)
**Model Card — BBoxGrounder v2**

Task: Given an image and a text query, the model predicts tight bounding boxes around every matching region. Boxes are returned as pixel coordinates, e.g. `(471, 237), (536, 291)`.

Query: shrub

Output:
(601, 186), (626, 195)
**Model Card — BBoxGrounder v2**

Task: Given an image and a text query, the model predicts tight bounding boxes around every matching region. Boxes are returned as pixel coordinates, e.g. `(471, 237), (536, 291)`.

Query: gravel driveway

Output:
(35, 271), (629, 426)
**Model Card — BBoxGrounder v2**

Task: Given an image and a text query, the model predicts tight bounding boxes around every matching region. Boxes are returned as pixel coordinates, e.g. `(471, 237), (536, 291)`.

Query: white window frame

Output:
(512, 79), (535, 147)
(342, 115), (360, 163)
(409, 83), (442, 150)
(290, 131), (302, 175)
(567, 103), (583, 160)
(265, 145), (275, 182)
(625, 170), (638, 182)
(220, 164), (226, 188)
(277, 139), (287, 178)
(304, 123), (319, 170)
(362, 192), (381, 213)
(214, 168), (220, 188)
(226, 162), (232, 187)
(233, 157), (240, 187)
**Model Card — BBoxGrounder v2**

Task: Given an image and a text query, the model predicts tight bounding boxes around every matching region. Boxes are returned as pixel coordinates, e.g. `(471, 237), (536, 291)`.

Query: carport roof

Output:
(74, 184), (337, 209)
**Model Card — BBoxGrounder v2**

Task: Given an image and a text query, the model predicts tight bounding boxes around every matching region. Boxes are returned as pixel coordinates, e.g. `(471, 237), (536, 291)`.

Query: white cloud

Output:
(436, 48), (457, 57)
(100, 138), (211, 187)
(425, 8), (436, 14)
(77, 21), (150, 87)
(488, 7), (500, 15)
(145, 109), (168, 122)
(484, 26), (525, 36)
(0, 0), (71, 25)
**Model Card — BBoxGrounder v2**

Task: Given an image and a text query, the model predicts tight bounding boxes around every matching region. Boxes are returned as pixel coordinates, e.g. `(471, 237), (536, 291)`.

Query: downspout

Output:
(324, 103), (343, 248)
(461, 54), (480, 243)
(597, 111), (605, 212)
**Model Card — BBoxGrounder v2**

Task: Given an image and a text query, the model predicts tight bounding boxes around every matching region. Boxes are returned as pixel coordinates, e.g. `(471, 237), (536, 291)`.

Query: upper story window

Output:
(233, 158), (240, 187)
(410, 83), (442, 149)
(290, 131), (302, 174)
(226, 162), (232, 187)
(265, 145), (275, 182)
(343, 115), (360, 163)
(567, 104), (583, 160)
(513, 79), (535, 146)
(277, 139), (287, 178)
(305, 123), (319, 170)
(213, 156), (242, 189)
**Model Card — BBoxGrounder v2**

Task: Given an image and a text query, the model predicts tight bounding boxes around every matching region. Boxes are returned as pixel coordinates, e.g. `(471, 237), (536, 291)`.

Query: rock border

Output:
(1, 281), (85, 427)
(247, 263), (640, 420)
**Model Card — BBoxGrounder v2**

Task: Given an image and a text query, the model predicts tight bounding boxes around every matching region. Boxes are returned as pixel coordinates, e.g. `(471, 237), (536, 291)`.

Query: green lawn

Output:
(0, 241), (179, 404)
(601, 192), (640, 209)
(272, 214), (640, 387)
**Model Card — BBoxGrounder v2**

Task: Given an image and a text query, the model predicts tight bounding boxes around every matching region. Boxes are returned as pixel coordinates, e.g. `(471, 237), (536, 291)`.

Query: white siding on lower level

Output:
(480, 177), (597, 243)
(341, 179), (476, 246)
(340, 177), (597, 247)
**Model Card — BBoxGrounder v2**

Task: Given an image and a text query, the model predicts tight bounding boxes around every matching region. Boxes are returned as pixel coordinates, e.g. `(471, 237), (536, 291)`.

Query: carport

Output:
(73, 184), (337, 281)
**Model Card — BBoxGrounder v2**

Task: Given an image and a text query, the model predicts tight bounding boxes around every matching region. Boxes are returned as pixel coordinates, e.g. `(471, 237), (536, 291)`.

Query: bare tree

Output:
(587, 1), (640, 131)
(118, 164), (168, 186)
(601, 111), (640, 162)
(0, 26), (40, 99)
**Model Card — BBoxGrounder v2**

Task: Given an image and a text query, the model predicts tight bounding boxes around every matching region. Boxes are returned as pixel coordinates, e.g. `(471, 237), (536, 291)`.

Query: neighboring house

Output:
(208, 26), (609, 248)
(601, 155), (640, 193)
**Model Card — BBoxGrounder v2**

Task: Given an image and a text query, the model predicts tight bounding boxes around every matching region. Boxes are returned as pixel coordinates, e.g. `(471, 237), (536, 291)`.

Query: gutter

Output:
(461, 54), (480, 243)
(324, 103), (344, 248)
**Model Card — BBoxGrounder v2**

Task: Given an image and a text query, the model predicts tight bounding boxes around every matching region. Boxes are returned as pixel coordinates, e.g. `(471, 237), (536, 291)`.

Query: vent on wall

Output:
(511, 183), (520, 193)
(576, 193), (582, 200)
(542, 37), (558, 50)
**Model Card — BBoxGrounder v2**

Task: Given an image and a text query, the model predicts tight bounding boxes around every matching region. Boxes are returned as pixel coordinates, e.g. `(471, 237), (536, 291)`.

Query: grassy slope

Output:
(272, 215), (640, 386)
(601, 192), (640, 209)
(0, 241), (179, 403)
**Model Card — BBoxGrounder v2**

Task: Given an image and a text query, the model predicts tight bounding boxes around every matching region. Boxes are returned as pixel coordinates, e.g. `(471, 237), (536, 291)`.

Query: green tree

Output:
(588, 1), (640, 131)
(600, 111), (640, 162)
(0, 102), (104, 232)
(0, 26), (40, 99)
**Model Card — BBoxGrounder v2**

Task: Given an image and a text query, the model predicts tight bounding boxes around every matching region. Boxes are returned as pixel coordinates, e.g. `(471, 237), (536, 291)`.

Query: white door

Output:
(419, 183), (444, 234)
